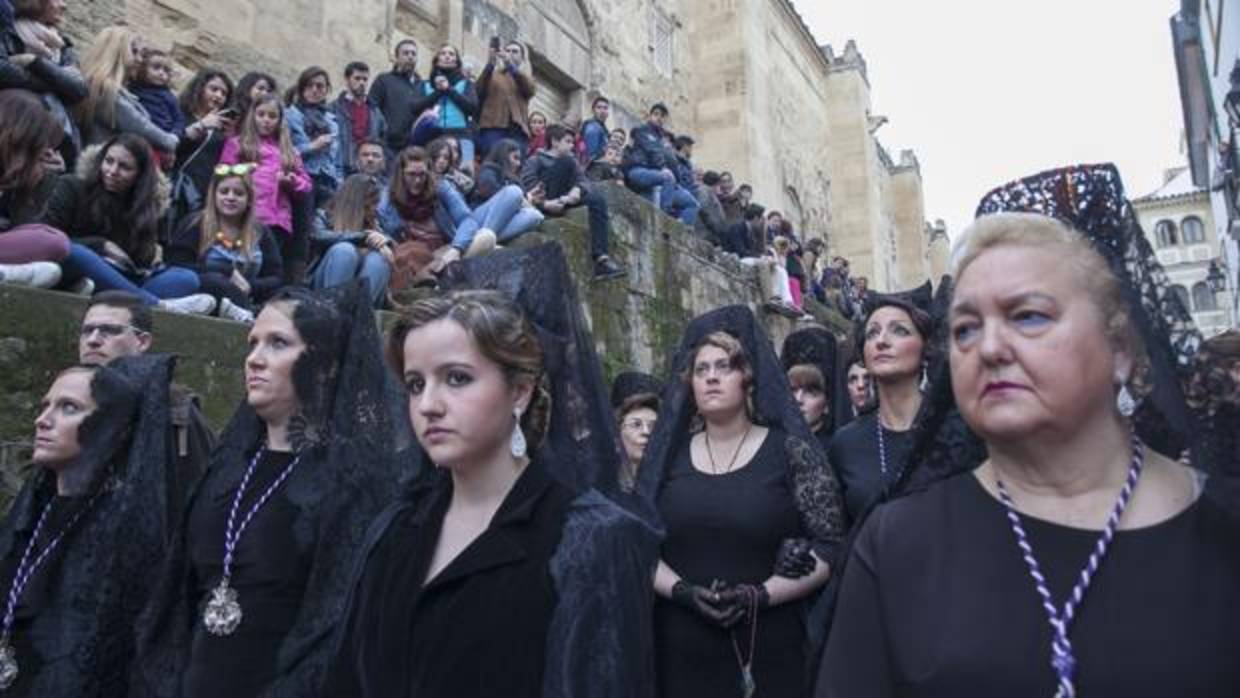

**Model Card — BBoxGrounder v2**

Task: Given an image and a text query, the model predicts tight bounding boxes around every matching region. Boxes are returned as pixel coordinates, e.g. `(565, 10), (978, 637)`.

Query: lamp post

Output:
(1227, 61), (1240, 130)
(1207, 259), (1226, 293)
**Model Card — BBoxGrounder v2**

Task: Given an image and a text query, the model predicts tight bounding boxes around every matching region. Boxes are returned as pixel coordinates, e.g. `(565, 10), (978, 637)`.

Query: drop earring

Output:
(919, 363), (929, 392)
(510, 408), (527, 459)
(1116, 383), (1137, 418)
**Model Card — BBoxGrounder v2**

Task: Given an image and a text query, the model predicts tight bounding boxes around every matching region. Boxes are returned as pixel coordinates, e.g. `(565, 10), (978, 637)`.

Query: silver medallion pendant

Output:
(0, 639), (18, 689)
(203, 581), (243, 636)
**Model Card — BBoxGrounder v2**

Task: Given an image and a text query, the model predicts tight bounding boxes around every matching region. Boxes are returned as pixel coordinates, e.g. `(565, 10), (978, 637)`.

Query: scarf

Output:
(14, 18), (64, 63)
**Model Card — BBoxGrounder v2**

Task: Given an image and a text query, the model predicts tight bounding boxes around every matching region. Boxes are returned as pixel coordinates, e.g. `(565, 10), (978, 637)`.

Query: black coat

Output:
(368, 70), (422, 152)
(326, 460), (575, 697)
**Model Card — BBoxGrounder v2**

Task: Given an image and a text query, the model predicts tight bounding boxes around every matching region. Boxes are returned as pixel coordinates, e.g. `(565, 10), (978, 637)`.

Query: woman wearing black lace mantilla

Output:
(818, 164), (1240, 697)
(0, 354), (176, 696)
(325, 243), (659, 698)
(132, 282), (409, 697)
(639, 305), (845, 697)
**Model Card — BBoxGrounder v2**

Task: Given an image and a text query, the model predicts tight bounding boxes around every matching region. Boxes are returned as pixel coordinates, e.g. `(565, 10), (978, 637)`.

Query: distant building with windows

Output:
(1133, 166), (1236, 336)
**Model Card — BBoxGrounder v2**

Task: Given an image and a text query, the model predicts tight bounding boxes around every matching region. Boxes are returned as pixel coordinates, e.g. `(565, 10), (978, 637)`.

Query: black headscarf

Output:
(611, 371), (664, 412)
(0, 354), (175, 696)
(133, 281), (411, 697)
(781, 327), (844, 437)
(636, 305), (846, 563)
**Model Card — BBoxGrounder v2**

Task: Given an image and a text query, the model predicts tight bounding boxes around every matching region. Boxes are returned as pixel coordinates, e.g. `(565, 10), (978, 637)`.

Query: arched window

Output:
(1154, 220), (1178, 247)
(1171, 284), (1191, 310)
(1181, 216), (1206, 243)
(1192, 282), (1218, 311)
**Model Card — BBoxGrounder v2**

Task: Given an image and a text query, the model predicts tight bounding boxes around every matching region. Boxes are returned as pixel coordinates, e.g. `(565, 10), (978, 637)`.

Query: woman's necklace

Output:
(993, 433), (1144, 698)
(0, 491), (103, 689)
(203, 446), (302, 637)
(704, 423), (753, 475)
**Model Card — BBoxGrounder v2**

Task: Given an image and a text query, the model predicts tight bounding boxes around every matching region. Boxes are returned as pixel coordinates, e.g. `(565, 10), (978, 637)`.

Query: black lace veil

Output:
(133, 281), (411, 697)
(635, 305), (846, 562)
(611, 371), (664, 410)
(0, 353), (175, 695)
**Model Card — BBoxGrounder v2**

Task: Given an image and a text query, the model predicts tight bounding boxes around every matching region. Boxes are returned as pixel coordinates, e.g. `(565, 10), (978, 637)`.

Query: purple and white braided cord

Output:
(220, 447), (302, 582)
(995, 433), (1145, 698)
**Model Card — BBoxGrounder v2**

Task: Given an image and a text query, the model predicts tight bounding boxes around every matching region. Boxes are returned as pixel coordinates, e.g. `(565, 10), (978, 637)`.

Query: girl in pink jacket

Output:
(219, 95), (311, 276)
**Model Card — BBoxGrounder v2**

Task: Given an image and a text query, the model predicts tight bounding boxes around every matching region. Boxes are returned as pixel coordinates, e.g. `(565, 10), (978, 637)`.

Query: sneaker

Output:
(464, 229), (497, 258)
(161, 293), (218, 316)
(218, 297), (255, 324)
(67, 277), (95, 295)
(592, 255), (627, 281)
(0, 262), (61, 289)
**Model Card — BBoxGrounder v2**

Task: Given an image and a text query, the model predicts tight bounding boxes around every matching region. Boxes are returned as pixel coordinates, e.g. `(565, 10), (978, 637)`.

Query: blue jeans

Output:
(309, 242), (392, 308)
(61, 243), (199, 305)
(626, 167), (700, 225)
(439, 182), (543, 250)
(478, 127), (529, 159)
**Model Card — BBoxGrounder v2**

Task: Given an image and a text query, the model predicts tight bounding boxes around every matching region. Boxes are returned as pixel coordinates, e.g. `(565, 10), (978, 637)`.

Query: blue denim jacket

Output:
(287, 104), (344, 185)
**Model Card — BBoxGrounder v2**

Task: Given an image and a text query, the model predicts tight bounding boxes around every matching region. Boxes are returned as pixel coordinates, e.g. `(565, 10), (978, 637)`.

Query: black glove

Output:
(774, 537), (817, 579)
(715, 583), (770, 625)
(671, 580), (746, 628)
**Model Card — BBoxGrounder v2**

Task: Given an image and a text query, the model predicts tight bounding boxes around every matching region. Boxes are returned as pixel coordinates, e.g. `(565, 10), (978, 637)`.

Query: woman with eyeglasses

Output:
(611, 371), (662, 494)
(166, 163), (285, 324)
(286, 66), (342, 207)
(641, 306), (845, 697)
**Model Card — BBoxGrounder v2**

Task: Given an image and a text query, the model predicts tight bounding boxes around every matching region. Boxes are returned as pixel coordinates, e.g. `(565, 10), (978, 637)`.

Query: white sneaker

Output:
(67, 277), (95, 295)
(161, 293), (217, 315)
(0, 262), (62, 288)
(218, 297), (255, 324)
(464, 229), (498, 258)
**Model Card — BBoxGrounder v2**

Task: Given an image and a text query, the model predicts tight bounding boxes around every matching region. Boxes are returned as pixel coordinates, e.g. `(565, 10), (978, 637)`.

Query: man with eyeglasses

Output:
(78, 291), (214, 534)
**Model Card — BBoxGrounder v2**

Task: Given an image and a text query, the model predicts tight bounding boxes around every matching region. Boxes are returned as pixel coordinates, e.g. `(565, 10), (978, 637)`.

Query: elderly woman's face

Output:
(949, 245), (1128, 443)
(691, 344), (747, 420)
(863, 306), (924, 384)
(245, 304), (305, 426)
(619, 405), (657, 466)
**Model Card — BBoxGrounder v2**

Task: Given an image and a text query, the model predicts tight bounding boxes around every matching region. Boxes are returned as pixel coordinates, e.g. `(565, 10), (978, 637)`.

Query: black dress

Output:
(819, 472), (1240, 697)
(182, 450), (311, 697)
(326, 459), (576, 697)
(827, 412), (911, 525)
(656, 429), (807, 698)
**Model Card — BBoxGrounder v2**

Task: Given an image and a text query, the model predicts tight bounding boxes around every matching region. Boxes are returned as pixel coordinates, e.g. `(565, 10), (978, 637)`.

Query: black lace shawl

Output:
(0, 354), (174, 696)
(610, 371), (664, 410)
(131, 282), (411, 697)
(781, 327), (844, 438)
(635, 305), (847, 564)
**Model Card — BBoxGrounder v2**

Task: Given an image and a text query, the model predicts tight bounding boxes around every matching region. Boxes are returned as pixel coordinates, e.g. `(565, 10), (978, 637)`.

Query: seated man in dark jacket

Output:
(521, 124), (626, 281)
(77, 291), (214, 539)
(621, 103), (699, 226)
(695, 170), (728, 246)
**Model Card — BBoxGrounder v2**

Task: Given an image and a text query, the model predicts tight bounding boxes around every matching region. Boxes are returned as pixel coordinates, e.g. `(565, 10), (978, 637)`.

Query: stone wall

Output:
(0, 184), (839, 473)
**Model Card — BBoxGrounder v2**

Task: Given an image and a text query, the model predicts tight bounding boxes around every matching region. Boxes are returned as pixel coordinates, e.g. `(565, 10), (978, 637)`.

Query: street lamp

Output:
(1206, 259), (1226, 293)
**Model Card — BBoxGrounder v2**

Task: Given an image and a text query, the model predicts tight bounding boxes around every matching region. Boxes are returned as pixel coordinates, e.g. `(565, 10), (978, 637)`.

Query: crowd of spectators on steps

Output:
(0, 2), (867, 322)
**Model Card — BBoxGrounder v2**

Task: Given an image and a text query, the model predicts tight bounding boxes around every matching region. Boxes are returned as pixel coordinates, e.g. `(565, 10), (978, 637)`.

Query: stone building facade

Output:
(1134, 167), (1237, 336)
(62, 0), (937, 292)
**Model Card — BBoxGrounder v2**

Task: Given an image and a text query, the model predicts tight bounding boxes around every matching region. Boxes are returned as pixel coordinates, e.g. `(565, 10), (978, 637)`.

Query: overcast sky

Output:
(794, 0), (1186, 237)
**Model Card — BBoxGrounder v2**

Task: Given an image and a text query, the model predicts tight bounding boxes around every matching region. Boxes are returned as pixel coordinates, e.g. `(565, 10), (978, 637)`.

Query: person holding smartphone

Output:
(475, 38), (536, 158)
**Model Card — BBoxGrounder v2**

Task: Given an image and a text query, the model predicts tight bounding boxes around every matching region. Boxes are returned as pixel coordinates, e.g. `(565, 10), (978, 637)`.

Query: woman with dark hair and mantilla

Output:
(612, 371), (663, 494)
(638, 305), (845, 697)
(132, 282), (409, 697)
(782, 327), (844, 453)
(0, 354), (176, 695)
(818, 164), (1240, 696)
(826, 283), (936, 525)
(325, 243), (659, 697)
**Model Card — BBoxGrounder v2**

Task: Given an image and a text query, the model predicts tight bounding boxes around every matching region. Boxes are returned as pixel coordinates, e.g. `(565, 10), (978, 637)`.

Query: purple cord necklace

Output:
(203, 446), (301, 637)
(993, 433), (1144, 698)
(874, 414), (890, 477)
(0, 491), (103, 689)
